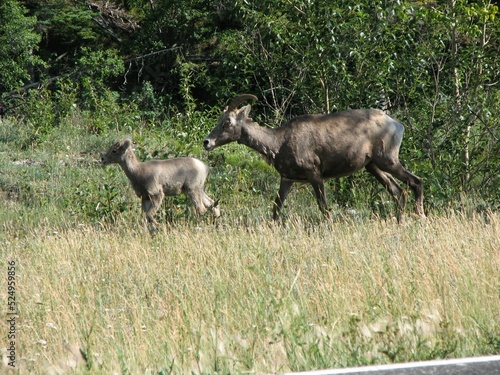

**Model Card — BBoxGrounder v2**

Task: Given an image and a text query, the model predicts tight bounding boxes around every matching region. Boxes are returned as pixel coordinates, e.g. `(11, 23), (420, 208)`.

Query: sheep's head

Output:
(203, 94), (257, 151)
(101, 138), (132, 165)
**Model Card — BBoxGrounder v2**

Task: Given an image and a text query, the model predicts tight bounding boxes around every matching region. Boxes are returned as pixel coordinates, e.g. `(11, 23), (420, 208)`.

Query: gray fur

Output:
(102, 138), (220, 232)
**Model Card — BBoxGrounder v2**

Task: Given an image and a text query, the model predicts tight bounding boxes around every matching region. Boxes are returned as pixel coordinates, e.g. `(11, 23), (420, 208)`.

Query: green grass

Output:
(2, 215), (499, 373)
(0, 117), (499, 373)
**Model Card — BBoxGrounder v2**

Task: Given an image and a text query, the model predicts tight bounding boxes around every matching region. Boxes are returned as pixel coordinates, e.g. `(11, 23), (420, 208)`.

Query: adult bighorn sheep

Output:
(102, 138), (220, 233)
(203, 94), (424, 221)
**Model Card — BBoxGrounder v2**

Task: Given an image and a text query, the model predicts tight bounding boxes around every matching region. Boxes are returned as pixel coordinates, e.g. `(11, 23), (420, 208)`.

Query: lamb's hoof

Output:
(212, 207), (221, 218)
(209, 199), (221, 218)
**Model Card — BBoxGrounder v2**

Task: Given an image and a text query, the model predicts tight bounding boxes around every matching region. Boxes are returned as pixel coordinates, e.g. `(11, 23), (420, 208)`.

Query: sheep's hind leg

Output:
(366, 162), (406, 222)
(379, 163), (425, 219)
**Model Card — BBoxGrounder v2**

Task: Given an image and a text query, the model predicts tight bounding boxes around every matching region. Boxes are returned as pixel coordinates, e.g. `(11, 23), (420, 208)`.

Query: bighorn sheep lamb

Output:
(203, 94), (424, 221)
(101, 138), (220, 232)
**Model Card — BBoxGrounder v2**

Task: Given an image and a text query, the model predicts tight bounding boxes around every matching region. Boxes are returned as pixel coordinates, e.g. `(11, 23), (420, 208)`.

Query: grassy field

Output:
(1, 118), (499, 373)
(1, 214), (499, 374)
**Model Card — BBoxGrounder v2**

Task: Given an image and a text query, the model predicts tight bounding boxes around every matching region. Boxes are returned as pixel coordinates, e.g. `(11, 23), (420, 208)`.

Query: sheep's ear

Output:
(238, 104), (252, 119)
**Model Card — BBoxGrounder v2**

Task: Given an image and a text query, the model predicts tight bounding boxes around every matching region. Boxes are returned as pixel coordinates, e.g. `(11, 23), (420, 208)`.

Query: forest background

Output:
(1, 0), (499, 217)
(1, 1), (499, 374)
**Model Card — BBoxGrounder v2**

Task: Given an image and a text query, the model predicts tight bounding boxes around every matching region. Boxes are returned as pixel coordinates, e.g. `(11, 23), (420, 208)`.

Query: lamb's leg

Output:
(202, 191), (220, 218)
(188, 190), (208, 217)
(142, 194), (162, 234)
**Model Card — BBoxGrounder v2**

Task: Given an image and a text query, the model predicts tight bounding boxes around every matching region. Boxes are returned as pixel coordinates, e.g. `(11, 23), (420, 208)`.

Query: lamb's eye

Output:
(223, 120), (231, 129)
(112, 149), (117, 153)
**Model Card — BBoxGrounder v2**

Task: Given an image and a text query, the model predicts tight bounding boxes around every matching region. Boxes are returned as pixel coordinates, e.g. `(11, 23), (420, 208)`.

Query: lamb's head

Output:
(203, 94), (257, 151)
(101, 138), (132, 166)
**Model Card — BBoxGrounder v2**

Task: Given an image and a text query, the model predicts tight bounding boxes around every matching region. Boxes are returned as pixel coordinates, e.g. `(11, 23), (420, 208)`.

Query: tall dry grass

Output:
(1, 213), (499, 374)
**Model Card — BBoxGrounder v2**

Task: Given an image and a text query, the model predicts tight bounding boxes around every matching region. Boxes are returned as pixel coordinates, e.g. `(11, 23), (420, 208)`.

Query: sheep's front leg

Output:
(273, 178), (294, 221)
(142, 195), (162, 234)
(311, 180), (330, 217)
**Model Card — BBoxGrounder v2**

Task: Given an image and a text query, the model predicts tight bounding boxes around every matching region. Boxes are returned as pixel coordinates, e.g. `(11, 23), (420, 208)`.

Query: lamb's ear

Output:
(122, 138), (132, 149)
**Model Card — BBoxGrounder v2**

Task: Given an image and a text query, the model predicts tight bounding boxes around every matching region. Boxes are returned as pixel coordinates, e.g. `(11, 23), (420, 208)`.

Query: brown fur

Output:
(204, 95), (424, 221)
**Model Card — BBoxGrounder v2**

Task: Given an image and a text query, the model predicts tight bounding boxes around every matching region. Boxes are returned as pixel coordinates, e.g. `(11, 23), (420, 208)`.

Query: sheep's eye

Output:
(223, 120), (231, 129)
(111, 149), (117, 153)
